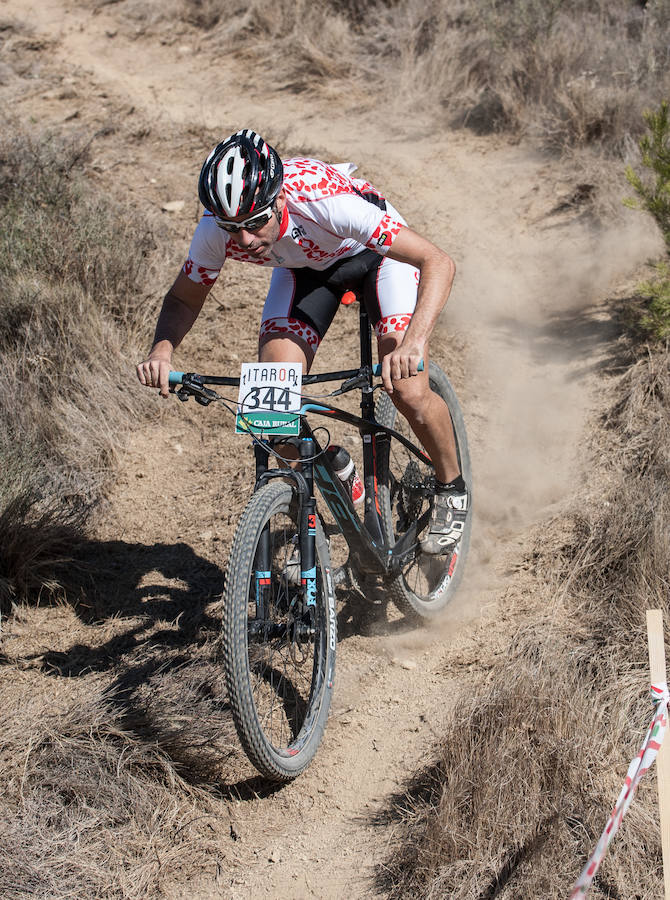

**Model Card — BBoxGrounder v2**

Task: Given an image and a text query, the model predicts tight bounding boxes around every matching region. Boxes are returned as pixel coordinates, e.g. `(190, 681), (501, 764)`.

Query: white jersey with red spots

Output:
(182, 158), (407, 286)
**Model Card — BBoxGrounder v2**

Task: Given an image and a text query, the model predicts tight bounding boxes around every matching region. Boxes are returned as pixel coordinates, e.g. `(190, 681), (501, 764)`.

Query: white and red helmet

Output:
(198, 129), (283, 219)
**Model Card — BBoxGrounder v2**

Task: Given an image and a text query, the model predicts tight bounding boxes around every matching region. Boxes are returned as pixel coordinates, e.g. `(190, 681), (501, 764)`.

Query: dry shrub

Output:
(0, 687), (224, 899)
(563, 349), (670, 620)
(0, 467), (83, 610)
(382, 347), (670, 897)
(0, 125), (160, 611)
(122, 641), (244, 782)
(76, 0), (670, 156)
(381, 657), (660, 898)
(416, 0), (670, 154)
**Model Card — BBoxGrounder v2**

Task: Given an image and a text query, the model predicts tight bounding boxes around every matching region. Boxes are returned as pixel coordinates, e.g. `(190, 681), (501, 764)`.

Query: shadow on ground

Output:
(37, 538), (224, 671)
(3, 537), (414, 792)
(490, 303), (629, 378)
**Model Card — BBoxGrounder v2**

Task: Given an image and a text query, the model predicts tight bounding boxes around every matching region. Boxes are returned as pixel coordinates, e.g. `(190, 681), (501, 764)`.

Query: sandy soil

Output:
(1, 0), (663, 896)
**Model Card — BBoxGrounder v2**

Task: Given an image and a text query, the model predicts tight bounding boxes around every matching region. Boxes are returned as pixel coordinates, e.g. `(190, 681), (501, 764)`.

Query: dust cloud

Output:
(392, 209), (667, 637)
(447, 215), (662, 529)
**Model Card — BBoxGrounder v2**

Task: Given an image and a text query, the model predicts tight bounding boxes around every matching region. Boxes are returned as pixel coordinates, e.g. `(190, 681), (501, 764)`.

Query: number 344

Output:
(243, 386), (293, 411)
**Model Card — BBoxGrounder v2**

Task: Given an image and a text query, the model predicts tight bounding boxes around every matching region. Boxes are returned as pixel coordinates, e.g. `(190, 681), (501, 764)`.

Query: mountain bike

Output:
(168, 299), (471, 781)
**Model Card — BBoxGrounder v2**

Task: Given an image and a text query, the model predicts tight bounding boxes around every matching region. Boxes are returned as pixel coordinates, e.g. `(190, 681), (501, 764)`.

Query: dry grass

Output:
(379, 664), (659, 898)
(0, 124), (162, 611)
(0, 685), (228, 899)
(79, 0), (670, 157)
(0, 113), (249, 898)
(1, 4), (668, 896)
(0, 475), (83, 610)
(122, 640), (243, 782)
(380, 346), (670, 897)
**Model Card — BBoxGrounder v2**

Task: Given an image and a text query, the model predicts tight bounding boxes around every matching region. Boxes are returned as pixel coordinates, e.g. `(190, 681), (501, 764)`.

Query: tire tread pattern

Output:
(222, 480), (334, 781)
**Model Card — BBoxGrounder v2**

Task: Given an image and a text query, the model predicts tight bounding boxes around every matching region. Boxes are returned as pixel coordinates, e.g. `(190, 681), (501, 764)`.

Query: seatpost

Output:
(358, 300), (375, 416)
(358, 300), (374, 377)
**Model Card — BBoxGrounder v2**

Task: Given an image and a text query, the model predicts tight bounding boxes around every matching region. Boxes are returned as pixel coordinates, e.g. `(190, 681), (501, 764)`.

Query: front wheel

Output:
(375, 362), (472, 620)
(223, 481), (336, 781)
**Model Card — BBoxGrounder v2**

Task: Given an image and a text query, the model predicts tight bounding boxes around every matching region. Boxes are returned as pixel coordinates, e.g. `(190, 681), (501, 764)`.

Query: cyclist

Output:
(137, 129), (467, 554)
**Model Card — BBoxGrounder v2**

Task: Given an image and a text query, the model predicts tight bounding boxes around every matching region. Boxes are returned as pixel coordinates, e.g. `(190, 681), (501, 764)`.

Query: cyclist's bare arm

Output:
(382, 226), (455, 392)
(137, 271), (212, 397)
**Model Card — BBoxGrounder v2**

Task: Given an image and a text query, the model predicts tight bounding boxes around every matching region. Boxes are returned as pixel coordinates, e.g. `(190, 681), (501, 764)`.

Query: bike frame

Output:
(252, 301), (434, 582)
(169, 300), (436, 603)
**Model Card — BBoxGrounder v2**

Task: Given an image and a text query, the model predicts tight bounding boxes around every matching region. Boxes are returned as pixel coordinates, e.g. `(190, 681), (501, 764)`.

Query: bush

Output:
(624, 101), (670, 341)
(635, 262), (670, 341)
(625, 100), (670, 252)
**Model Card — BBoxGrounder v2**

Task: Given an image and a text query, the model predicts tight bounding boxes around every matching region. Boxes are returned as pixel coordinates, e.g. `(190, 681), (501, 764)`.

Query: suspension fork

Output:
(253, 443), (271, 620)
(252, 439), (317, 617)
(299, 436), (317, 609)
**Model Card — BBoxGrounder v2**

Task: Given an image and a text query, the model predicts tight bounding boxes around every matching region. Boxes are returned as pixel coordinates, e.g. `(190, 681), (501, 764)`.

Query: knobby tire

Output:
(223, 480), (336, 781)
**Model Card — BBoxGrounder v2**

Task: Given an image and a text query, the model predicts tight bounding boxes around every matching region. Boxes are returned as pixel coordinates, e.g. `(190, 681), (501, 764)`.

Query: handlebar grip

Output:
(168, 371), (184, 386)
(371, 360), (424, 376)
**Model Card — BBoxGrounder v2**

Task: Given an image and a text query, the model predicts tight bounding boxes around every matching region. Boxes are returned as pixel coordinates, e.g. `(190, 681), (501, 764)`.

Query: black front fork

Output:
(299, 437), (317, 609)
(253, 443), (272, 622)
(252, 439), (317, 623)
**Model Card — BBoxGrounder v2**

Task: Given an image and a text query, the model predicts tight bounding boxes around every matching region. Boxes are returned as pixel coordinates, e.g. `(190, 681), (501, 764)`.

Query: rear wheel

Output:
(223, 481), (336, 780)
(375, 362), (472, 620)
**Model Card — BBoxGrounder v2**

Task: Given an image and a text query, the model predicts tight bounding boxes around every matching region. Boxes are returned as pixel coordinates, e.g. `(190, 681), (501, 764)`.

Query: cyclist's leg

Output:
(378, 333), (460, 483)
(364, 256), (460, 484)
(258, 267), (340, 370)
(258, 267), (340, 464)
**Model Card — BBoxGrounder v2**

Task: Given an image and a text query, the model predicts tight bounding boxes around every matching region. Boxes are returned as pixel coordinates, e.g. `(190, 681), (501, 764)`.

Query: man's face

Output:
(224, 190), (286, 258)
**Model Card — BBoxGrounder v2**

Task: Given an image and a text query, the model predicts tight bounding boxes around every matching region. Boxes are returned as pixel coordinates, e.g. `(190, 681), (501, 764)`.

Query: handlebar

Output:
(168, 360), (424, 389)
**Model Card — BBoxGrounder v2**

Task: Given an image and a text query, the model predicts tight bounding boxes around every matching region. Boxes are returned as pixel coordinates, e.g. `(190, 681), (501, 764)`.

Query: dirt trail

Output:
(3, 0), (663, 896)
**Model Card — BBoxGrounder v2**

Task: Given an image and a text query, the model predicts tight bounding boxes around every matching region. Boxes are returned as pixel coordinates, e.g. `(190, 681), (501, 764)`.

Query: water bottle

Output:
(326, 445), (365, 506)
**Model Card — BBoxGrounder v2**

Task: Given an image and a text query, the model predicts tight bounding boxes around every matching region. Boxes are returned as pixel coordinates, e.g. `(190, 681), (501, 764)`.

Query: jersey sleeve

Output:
(182, 214), (227, 286)
(307, 191), (406, 257)
(365, 208), (406, 255)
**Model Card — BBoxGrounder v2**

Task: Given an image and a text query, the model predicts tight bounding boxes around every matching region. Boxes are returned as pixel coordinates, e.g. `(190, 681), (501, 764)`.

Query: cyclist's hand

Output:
(136, 355), (172, 398)
(381, 340), (423, 394)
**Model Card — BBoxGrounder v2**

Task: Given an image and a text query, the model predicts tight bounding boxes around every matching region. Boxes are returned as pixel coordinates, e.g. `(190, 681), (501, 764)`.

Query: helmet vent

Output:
(198, 129), (284, 218)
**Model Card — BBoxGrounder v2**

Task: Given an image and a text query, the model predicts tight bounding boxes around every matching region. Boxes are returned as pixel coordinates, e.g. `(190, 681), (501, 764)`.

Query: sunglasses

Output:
(214, 206), (275, 233)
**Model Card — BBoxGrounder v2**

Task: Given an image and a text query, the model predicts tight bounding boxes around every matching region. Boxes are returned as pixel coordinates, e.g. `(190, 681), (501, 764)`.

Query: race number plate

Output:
(235, 362), (303, 436)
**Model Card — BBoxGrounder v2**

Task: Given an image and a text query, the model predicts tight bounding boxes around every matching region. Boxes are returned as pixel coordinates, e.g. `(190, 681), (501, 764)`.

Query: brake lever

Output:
(174, 374), (220, 406)
(194, 388), (219, 406)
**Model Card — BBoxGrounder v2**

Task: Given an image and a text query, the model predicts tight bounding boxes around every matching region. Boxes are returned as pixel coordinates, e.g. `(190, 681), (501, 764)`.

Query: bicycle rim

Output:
(223, 481), (336, 780)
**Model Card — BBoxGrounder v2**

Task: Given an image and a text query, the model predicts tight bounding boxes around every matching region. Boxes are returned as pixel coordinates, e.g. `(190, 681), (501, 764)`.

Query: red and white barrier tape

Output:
(571, 682), (669, 897)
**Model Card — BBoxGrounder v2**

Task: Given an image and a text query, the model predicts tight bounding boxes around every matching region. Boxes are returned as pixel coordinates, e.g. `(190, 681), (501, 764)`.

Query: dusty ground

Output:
(1, 0), (664, 896)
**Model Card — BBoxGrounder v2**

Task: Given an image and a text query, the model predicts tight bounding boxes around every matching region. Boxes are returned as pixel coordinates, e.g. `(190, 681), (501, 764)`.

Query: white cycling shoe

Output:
(420, 490), (468, 555)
